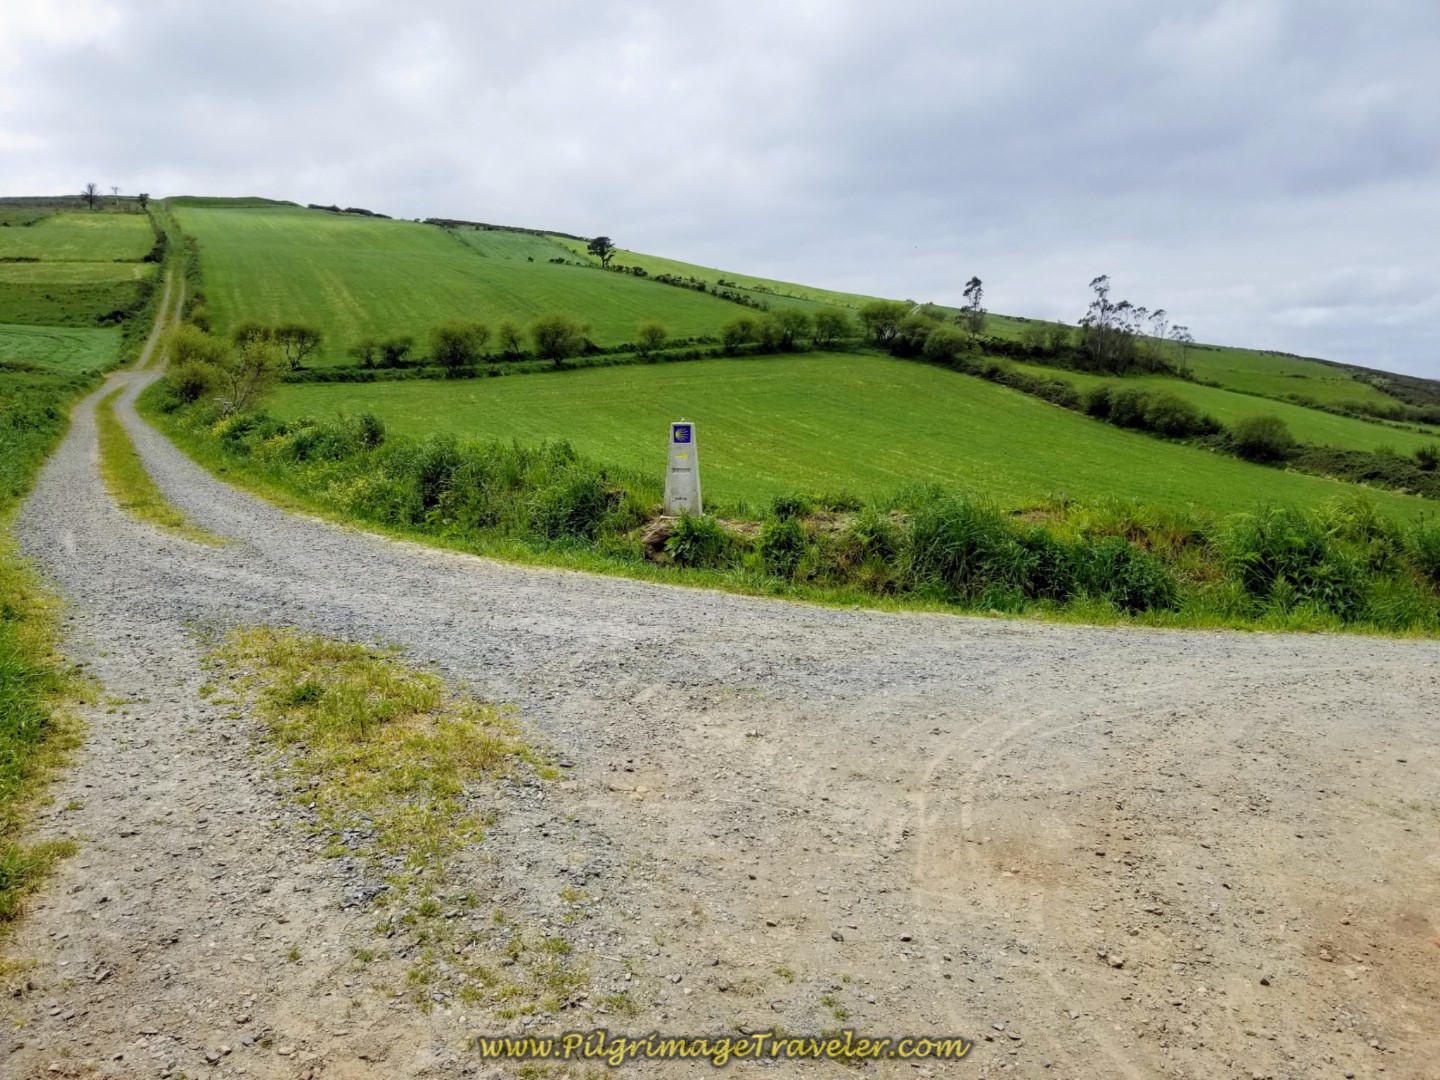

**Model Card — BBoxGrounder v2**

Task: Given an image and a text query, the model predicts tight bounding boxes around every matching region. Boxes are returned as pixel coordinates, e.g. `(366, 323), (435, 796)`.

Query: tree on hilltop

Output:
(961, 276), (986, 336)
(587, 236), (616, 269)
(82, 183), (99, 210)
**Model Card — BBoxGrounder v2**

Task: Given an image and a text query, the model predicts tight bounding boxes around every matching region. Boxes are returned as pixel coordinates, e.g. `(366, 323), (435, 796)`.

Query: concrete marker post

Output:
(664, 421), (702, 516)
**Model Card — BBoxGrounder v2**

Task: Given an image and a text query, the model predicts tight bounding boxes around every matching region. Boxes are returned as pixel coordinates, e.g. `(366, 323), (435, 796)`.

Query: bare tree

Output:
(82, 183), (100, 211)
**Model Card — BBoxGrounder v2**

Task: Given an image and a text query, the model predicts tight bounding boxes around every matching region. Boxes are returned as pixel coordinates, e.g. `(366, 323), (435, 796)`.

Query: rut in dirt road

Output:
(4, 363), (1438, 1079)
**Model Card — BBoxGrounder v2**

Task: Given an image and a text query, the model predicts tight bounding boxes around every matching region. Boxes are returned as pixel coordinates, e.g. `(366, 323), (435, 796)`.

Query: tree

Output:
(137, 193), (150, 210)
(430, 321), (489, 375)
(635, 321), (668, 357)
(349, 337), (380, 367)
(587, 236), (616, 269)
(497, 320), (524, 359)
(274, 324), (322, 370)
(768, 308), (811, 351)
(530, 314), (586, 367)
(960, 276), (985, 336)
(811, 307), (851, 347)
(82, 183), (100, 211)
(110, 186), (120, 201)
(719, 315), (757, 354)
(857, 299), (910, 345)
(380, 335), (414, 367)
(231, 321), (273, 346)
(1169, 325), (1194, 374)
(218, 335), (281, 414)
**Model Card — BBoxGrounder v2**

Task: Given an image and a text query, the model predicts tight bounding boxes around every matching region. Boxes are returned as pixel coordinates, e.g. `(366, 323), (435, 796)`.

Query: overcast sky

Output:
(4, 0), (1437, 376)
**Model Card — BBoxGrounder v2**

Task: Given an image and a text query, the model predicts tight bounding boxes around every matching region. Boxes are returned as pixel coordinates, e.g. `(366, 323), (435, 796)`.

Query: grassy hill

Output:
(173, 205), (749, 363)
(270, 353), (1431, 519)
(0, 202), (156, 371)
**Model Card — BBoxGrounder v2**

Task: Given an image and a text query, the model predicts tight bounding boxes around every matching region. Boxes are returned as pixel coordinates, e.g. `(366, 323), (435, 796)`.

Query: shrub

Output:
(165, 323), (227, 367)
(720, 316), (757, 354)
(497, 321), (524, 359)
(430, 321), (489, 375)
(379, 336), (415, 367)
(1082, 384), (1114, 419)
(921, 324), (970, 365)
(903, 494), (1023, 598)
(528, 468), (612, 540)
(1407, 519), (1440, 587)
(635, 322), (668, 357)
(531, 314), (587, 367)
(770, 493), (809, 520)
(1416, 443), (1439, 471)
(665, 514), (735, 568)
(349, 338), (380, 367)
(1078, 537), (1177, 613)
(843, 506), (901, 566)
(857, 300), (910, 345)
(1222, 506), (1365, 617)
(811, 308), (851, 347)
(1107, 387), (1150, 428)
(356, 412), (385, 450)
(167, 362), (218, 405)
(1231, 415), (1294, 462)
(890, 315), (935, 357)
(758, 516), (806, 577)
(1141, 392), (1215, 438)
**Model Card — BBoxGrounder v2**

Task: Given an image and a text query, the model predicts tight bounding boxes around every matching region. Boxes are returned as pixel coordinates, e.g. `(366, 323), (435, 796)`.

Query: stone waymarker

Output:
(664, 421), (702, 516)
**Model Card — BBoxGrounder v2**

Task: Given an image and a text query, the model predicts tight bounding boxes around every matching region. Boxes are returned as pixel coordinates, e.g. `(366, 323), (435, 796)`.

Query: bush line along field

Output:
(270, 354), (1432, 519)
(1002, 360), (1439, 455)
(142, 369), (1440, 636)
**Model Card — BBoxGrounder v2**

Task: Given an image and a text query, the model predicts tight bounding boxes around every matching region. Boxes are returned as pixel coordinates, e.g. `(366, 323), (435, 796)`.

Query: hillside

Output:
(172, 205), (749, 362)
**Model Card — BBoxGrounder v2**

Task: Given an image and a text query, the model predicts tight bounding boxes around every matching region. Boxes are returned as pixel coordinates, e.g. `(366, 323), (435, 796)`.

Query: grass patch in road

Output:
(213, 626), (538, 894)
(95, 386), (226, 545)
(210, 628), (579, 1011)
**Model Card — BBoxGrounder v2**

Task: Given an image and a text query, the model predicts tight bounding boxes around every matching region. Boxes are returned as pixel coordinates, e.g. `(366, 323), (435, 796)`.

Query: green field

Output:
(0, 212), (154, 262)
(0, 323), (121, 372)
(174, 206), (747, 363)
(1180, 345), (1394, 408)
(0, 262), (155, 328)
(270, 353), (1430, 519)
(1005, 361), (1440, 453)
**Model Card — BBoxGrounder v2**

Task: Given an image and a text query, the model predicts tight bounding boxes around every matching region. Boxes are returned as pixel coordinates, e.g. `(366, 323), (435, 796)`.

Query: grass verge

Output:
(0, 368), (92, 934)
(95, 386), (227, 545)
(208, 627), (579, 1012)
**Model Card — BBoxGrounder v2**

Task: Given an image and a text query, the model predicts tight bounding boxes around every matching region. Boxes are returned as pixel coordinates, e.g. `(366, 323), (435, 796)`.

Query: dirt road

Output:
(4, 365), (1438, 1079)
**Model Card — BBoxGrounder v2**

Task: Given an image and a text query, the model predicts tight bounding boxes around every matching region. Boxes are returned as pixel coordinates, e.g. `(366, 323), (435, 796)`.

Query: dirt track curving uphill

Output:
(4, 353), (1438, 1077)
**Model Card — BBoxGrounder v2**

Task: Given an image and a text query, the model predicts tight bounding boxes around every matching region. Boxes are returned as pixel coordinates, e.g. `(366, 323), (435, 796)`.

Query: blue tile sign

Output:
(672, 423), (692, 444)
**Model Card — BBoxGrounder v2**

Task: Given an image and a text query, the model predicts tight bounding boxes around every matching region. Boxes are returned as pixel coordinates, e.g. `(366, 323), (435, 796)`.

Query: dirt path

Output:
(3, 362), (1438, 1078)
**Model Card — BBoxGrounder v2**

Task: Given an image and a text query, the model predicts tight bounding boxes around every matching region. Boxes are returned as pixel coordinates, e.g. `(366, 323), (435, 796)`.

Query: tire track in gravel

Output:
(3, 354), (1439, 1078)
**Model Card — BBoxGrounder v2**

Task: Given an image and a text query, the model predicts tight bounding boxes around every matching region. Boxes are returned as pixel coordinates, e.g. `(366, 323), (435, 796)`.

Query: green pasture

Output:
(0, 323), (120, 372)
(1180, 345), (1393, 409)
(174, 206), (746, 363)
(269, 353), (1429, 519)
(1005, 361), (1440, 453)
(0, 212), (154, 262)
(0, 261), (154, 327)
(449, 227), (575, 262)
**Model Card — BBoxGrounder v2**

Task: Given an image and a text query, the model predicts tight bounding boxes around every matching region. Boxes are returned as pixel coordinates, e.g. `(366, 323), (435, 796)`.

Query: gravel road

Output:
(3, 364), (1438, 1080)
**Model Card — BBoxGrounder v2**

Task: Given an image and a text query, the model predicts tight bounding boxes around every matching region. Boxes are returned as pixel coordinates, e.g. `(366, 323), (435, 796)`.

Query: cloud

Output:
(2, 0), (1436, 376)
